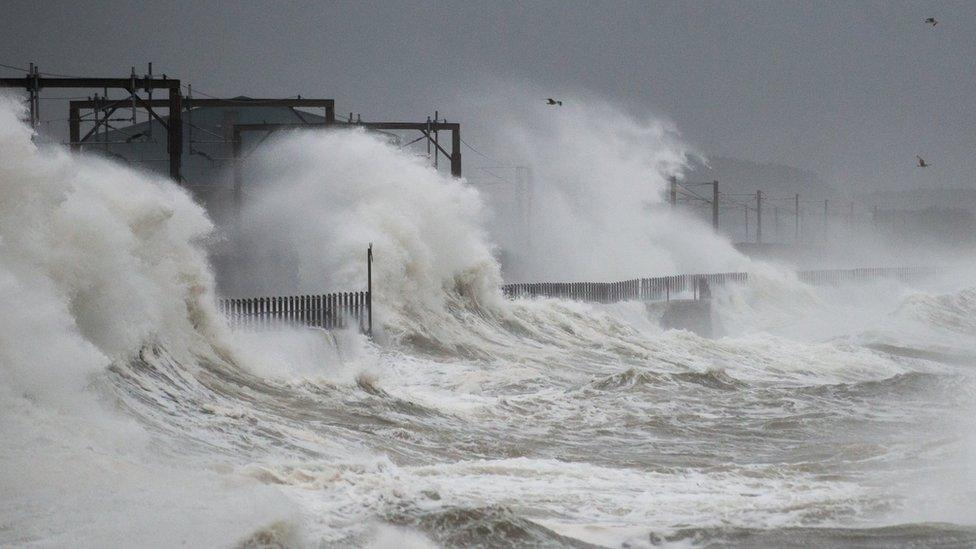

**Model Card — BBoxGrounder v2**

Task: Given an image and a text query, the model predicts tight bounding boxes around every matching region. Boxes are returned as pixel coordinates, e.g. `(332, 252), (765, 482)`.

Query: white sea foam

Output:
(2, 92), (975, 548)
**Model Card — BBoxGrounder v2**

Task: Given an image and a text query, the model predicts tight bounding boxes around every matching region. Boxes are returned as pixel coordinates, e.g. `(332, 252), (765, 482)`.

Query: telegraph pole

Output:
(744, 204), (749, 241)
(823, 199), (829, 241)
(712, 180), (719, 231)
(756, 190), (763, 244)
(433, 110), (439, 170)
(794, 193), (800, 242)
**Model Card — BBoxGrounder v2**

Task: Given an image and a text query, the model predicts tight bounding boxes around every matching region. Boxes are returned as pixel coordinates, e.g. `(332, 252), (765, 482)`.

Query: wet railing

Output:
(218, 291), (371, 332)
(219, 245), (374, 334)
(502, 266), (936, 303)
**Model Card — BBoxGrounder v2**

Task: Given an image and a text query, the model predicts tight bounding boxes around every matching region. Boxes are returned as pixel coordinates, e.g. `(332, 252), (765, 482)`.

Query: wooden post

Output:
(69, 104), (81, 151)
(367, 244), (373, 337)
(756, 190), (763, 244)
(167, 84), (182, 182)
(823, 199), (829, 241)
(794, 193), (800, 242)
(744, 204), (749, 241)
(451, 126), (462, 177)
(712, 180), (719, 231)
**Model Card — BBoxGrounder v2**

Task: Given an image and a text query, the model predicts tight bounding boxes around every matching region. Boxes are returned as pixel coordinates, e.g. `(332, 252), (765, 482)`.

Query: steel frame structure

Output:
(4, 65), (461, 201)
(1, 66), (184, 180)
(68, 96), (336, 175)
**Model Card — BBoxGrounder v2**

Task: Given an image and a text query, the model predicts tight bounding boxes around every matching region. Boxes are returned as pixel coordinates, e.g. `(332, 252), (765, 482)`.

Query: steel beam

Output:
(69, 97), (335, 110)
(168, 87), (182, 181)
(0, 77), (179, 90)
(712, 181), (719, 231)
(3, 74), (182, 180)
(68, 104), (80, 151)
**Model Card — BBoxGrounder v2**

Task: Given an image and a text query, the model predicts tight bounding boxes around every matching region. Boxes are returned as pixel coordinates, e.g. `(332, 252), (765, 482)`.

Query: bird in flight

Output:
(924, 17), (938, 26)
(916, 155), (931, 168)
(545, 98), (563, 106)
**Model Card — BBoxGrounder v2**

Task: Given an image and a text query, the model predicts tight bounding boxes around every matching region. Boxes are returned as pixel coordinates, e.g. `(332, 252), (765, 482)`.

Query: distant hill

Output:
(682, 155), (830, 199)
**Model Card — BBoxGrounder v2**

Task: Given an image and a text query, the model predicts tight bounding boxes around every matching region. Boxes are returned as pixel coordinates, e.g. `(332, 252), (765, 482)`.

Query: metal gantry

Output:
(4, 63), (462, 191)
(1, 64), (184, 180)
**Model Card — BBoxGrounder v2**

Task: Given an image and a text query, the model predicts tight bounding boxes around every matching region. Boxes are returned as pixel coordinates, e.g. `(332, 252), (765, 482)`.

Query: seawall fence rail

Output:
(218, 291), (370, 332)
(219, 245), (374, 334)
(501, 266), (936, 303)
(219, 265), (935, 332)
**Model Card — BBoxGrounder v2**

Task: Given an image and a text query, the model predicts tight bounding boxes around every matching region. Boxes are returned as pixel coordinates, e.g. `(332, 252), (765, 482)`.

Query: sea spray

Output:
(0, 95), (221, 404)
(231, 127), (508, 353)
(2, 92), (975, 547)
(0, 97), (301, 545)
(447, 90), (749, 281)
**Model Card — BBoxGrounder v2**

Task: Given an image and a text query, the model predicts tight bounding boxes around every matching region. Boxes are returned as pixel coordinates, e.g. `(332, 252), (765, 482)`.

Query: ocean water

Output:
(1, 97), (975, 548)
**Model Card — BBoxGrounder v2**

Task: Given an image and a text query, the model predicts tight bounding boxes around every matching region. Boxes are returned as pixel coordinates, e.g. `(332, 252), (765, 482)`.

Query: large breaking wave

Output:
(2, 96), (975, 548)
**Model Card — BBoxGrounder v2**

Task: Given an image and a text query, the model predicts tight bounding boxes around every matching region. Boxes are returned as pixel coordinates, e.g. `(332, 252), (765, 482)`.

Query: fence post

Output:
(367, 244), (373, 337)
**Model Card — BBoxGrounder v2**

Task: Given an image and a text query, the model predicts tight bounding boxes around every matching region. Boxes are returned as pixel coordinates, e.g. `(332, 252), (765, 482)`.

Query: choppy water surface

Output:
(2, 101), (975, 548)
(99, 281), (976, 548)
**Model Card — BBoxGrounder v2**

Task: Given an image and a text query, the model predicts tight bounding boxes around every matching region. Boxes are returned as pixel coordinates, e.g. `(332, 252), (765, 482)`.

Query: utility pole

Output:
(794, 193), (800, 242)
(744, 203), (749, 241)
(366, 244), (373, 337)
(712, 180), (719, 231)
(823, 199), (829, 242)
(27, 63), (39, 128)
(756, 190), (763, 244)
(433, 110), (439, 170)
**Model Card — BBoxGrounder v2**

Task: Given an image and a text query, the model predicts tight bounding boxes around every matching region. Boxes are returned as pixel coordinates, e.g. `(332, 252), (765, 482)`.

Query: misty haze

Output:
(1, 2), (975, 548)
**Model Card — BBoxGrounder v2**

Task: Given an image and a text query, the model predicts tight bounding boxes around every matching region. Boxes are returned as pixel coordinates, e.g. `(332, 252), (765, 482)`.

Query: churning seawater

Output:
(1, 96), (975, 548)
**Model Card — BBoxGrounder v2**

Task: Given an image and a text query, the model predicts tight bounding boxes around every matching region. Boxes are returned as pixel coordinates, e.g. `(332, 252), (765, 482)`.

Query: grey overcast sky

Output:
(2, 0), (974, 192)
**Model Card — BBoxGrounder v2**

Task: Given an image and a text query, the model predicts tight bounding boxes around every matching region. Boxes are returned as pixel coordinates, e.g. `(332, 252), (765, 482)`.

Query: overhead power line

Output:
(460, 136), (502, 164)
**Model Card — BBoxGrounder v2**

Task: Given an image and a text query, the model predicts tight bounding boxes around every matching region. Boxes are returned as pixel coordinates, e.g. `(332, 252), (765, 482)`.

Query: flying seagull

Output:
(916, 155), (931, 168)
(545, 98), (563, 106)
(925, 17), (938, 26)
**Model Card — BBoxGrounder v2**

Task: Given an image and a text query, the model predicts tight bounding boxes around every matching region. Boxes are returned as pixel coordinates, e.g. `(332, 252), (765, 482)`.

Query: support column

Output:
(744, 204), (749, 240)
(823, 199), (829, 241)
(794, 193), (800, 242)
(450, 127), (462, 177)
(712, 180), (719, 231)
(167, 85), (182, 182)
(366, 244), (373, 337)
(756, 190), (763, 244)
(69, 104), (80, 151)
